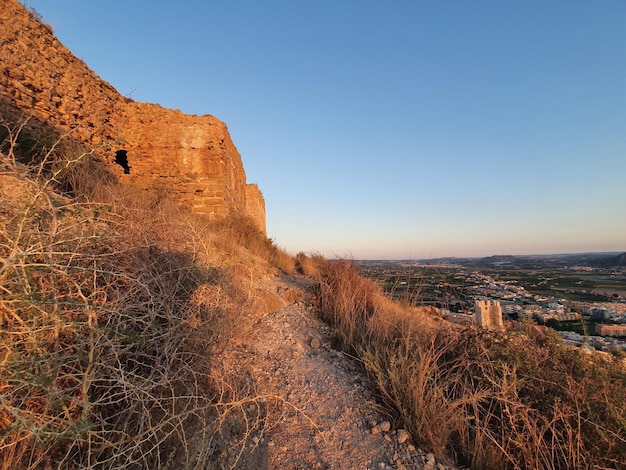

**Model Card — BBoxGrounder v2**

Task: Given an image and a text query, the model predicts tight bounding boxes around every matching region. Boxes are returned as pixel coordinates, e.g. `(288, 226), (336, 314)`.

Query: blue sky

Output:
(26, 0), (626, 259)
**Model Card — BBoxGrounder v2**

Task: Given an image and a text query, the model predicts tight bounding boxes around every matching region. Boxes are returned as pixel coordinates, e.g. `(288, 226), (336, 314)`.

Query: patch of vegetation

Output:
(314, 259), (626, 469)
(0, 114), (295, 469)
(208, 213), (295, 275)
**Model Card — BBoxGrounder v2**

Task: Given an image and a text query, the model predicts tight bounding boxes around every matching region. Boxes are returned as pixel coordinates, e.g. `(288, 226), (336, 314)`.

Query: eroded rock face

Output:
(0, 0), (265, 232)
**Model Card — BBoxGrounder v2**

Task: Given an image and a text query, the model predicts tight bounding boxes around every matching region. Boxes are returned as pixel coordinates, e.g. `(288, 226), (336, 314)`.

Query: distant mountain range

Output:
(593, 252), (626, 269)
(418, 252), (626, 270)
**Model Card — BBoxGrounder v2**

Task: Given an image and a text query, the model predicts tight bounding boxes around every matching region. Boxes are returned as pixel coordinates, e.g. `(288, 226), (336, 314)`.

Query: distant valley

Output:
(409, 251), (626, 270)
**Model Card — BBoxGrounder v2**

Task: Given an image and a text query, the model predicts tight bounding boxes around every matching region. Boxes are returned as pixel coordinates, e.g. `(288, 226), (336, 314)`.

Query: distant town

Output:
(356, 252), (626, 352)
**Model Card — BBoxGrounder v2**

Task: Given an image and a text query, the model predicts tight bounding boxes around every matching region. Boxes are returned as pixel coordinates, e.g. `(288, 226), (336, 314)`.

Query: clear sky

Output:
(26, 0), (626, 259)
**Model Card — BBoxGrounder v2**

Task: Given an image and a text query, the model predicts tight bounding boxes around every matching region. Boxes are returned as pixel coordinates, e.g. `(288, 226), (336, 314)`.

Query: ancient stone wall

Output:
(0, 0), (124, 147)
(116, 101), (249, 220)
(0, 0), (265, 232)
(246, 184), (267, 234)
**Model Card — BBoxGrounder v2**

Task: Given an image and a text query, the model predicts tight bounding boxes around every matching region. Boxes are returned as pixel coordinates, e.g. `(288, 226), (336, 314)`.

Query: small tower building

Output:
(474, 300), (504, 329)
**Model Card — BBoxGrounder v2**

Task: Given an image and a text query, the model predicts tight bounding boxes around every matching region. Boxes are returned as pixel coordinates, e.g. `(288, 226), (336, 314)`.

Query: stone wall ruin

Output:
(0, 0), (265, 233)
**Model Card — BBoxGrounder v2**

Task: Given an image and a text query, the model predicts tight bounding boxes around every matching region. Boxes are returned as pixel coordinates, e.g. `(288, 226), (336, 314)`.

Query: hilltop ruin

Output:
(0, 0), (265, 232)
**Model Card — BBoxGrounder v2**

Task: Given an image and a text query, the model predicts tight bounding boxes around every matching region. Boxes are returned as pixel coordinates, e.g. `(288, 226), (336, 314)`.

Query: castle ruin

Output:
(0, 0), (265, 233)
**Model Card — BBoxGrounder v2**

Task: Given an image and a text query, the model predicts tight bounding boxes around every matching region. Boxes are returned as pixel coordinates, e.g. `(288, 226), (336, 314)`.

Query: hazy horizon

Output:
(28, 1), (626, 259)
(354, 250), (625, 262)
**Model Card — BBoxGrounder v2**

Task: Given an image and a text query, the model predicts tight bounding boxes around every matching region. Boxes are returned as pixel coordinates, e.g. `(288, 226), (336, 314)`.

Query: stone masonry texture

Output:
(0, 0), (265, 232)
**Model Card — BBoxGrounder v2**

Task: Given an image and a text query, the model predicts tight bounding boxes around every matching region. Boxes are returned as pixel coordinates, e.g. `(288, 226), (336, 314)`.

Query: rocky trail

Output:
(215, 274), (456, 470)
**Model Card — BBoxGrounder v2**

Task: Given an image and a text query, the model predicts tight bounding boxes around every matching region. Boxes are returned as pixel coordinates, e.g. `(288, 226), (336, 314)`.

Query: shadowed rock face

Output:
(0, 0), (265, 232)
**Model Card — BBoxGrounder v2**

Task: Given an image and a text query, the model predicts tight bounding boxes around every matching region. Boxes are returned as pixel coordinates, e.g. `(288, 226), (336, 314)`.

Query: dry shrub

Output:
(269, 247), (296, 275)
(209, 214), (295, 274)
(0, 121), (278, 469)
(26, 6), (54, 34)
(295, 252), (320, 277)
(315, 259), (626, 469)
(0, 170), (219, 468)
(314, 258), (383, 350)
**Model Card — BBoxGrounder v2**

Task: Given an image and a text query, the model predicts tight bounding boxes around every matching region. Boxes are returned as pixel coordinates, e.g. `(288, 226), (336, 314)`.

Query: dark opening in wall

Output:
(114, 149), (131, 174)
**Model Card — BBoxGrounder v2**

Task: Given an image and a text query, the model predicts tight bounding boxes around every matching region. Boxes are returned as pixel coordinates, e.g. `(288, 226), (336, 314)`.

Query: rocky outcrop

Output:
(0, 0), (265, 232)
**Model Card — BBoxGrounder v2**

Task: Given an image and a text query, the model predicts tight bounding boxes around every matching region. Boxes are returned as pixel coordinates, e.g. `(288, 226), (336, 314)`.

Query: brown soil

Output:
(214, 274), (456, 470)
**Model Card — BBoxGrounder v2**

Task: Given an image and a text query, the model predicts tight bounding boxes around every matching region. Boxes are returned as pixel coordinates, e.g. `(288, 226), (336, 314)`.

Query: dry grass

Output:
(313, 258), (626, 469)
(0, 115), (289, 469)
(295, 252), (320, 277)
(208, 214), (296, 275)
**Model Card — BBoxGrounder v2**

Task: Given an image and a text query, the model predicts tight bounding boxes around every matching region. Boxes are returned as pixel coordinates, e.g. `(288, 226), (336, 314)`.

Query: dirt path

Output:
(215, 274), (455, 470)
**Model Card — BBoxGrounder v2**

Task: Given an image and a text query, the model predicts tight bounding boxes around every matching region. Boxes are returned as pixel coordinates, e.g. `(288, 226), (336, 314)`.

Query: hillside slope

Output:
(211, 280), (450, 470)
(0, 133), (283, 468)
(0, 143), (451, 469)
